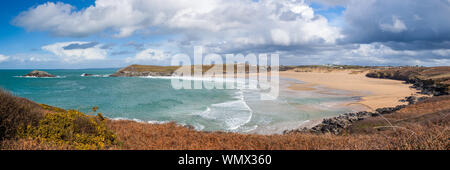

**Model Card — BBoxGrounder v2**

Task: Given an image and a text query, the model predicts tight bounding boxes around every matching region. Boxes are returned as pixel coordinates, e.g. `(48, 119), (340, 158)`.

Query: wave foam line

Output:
(13, 76), (66, 79)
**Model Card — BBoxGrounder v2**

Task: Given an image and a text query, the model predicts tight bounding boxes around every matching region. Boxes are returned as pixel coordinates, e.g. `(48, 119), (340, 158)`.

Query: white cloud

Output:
(42, 41), (107, 62)
(11, 0), (449, 67)
(379, 16), (407, 33)
(432, 49), (450, 57)
(14, 0), (342, 46)
(309, 0), (351, 7)
(287, 42), (448, 66)
(0, 54), (10, 63)
(350, 43), (417, 57)
(271, 29), (291, 46)
(126, 48), (168, 63)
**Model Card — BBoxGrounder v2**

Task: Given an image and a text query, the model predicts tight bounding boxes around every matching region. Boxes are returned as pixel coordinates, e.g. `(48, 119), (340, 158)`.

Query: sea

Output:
(0, 69), (362, 134)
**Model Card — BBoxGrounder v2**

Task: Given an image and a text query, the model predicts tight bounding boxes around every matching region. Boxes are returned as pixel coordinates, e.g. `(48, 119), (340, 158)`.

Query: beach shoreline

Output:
(269, 69), (427, 132)
(279, 70), (424, 112)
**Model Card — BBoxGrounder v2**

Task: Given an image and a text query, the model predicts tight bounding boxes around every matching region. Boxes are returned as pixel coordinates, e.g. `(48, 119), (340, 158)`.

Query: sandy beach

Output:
(279, 70), (423, 111)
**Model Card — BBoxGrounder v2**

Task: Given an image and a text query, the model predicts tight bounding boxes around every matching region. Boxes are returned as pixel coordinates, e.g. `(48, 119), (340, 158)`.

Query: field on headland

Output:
(0, 66), (449, 150)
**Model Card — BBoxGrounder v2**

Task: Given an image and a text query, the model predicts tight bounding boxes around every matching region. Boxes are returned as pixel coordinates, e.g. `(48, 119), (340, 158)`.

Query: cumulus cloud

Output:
(42, 41), (107, 62)
(13, 0), (341, 46)
(0, 54), (10, 63)
(125, 48), (168, 63)
(281, 42), (450, 66)
(11, 0), (450, 67)
(432, 49), (450, 57)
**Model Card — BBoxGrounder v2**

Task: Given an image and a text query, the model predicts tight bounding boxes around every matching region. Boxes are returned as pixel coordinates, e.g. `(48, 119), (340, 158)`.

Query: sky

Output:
(0, 0), (449, 69)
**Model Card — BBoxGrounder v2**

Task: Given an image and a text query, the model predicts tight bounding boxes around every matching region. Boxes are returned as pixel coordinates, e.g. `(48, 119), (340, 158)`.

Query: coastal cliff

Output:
(366, 66), (450, 96)
(110, 64), (272, 77)
(285, 66), (450, 135)
(110, 65), (181, 77)
(2, 87), (447, 150)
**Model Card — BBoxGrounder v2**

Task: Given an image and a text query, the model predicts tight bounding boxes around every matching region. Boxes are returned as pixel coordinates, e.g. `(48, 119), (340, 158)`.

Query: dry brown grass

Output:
(0, 89), (43, 141)
(115, 64), (270, 75)
(105, 95), (449, 150)
(1, 88), (448, 150)
(0, 138), (72, 150)
(106, 119), (448, 150)
(344, 96), (449, 149)
(0, 89), (116, 150)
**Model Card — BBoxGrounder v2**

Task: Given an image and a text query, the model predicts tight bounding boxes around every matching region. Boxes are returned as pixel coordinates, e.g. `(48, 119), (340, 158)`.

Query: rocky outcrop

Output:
(24, 70), (56, 78)
(398, 95), (428, 105)
(81, 73), (94, 77)
(284, 105), (407, 135)
(366, 67), (450, 96)
(109, 65), (179, 77)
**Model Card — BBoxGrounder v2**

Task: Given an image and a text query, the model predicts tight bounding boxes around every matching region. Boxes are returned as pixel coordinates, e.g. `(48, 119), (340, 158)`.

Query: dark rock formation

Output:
(24, 70), (56, 78)
(284, 105), (407, 135)
(398, 96), (429, 105)
(81, 73), (94, 77)
(366, 67), (450, 96)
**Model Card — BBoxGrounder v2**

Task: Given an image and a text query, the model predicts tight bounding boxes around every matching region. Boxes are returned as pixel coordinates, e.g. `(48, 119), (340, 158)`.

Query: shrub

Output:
(0, 89), (43, 141)
(18, 110), (117, 150)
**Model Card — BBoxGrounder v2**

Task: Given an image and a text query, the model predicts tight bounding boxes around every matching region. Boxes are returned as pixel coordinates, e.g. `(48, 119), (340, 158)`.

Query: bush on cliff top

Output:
(1, 88), (117, 149)
(18, 110), (117, 150)
(0, 89), (43, 141)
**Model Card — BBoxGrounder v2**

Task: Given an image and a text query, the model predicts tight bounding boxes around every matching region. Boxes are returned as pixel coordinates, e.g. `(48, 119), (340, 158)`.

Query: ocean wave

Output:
(80, 73), (110, 77)
(13, 76), (66, 78)
(111, 117), (169, 124)
(194, 89), (253, 131)
(141, 75), (248, 84)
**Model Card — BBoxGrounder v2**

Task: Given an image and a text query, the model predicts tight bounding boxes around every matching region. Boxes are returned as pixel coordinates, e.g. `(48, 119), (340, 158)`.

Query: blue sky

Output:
(0, 0), (449, 69)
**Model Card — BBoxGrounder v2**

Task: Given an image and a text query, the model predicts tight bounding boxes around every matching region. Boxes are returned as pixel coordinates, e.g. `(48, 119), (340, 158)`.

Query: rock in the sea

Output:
(24, 70), (56, 77)
(81, 73), (94, 77)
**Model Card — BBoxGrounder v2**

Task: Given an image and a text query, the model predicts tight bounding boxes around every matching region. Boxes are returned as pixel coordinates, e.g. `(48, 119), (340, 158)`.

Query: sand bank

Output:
(279, 70), (422, 111)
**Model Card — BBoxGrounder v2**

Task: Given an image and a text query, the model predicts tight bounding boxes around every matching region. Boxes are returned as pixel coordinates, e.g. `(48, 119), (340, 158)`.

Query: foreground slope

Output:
(1, 88), (448, 150)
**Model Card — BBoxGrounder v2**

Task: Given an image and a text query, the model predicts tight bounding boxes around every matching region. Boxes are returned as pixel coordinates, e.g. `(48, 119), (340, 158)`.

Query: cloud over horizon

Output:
(5, 0), (450, 67)
(42, 41), (107, 63)
(0, 54), (10, 63)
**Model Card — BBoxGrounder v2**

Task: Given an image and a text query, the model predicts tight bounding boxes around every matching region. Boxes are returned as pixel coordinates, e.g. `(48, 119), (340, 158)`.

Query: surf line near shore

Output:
(279, 69), (422, 111)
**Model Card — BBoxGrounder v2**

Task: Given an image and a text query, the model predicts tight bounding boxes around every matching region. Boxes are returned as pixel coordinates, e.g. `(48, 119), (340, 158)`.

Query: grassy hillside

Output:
(110, 64), (272, 77)
(1, 88), (448, 150)
(366, 66), (450, 95)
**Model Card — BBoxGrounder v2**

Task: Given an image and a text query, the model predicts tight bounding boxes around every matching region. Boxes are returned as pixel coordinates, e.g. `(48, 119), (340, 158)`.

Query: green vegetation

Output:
(0, 89), (117, 150)
(366, 66), (450, 95)
(18, 110), (117, 150)
(111, 64), (270, 77)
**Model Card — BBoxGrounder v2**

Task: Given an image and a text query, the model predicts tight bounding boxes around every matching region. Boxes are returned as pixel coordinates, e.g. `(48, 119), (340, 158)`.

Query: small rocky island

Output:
(24, 70), (56, 78)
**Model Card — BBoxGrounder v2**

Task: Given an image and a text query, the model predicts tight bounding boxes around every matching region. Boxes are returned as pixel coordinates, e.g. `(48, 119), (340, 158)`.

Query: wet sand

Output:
(279, 70), (422, 111)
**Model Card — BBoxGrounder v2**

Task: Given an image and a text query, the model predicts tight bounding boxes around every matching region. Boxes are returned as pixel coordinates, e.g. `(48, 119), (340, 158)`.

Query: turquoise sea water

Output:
(0, 69), (360, 134)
